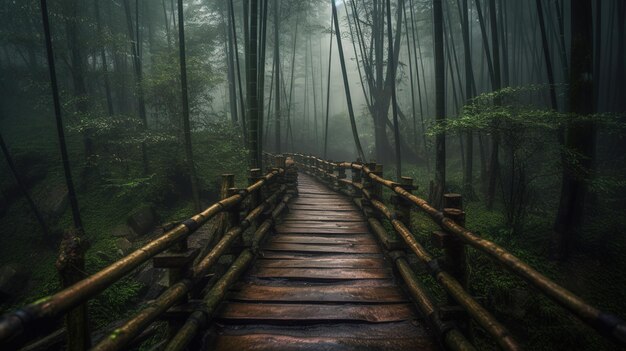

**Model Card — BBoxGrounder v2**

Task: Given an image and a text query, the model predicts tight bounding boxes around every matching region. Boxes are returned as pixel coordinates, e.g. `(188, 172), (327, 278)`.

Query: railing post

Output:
(57, 229), (90, 351)
(432, 193), (467, 290)
(392, 177), (415, 228)
(248, 168), (263, 230)
(372, 164), (384, 200)
(327, 160), (334, 185)
(337, 162), (346, 192)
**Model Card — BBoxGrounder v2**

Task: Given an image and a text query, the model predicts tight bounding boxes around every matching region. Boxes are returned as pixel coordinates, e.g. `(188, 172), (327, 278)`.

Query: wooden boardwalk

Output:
(210, 173), (436, 350)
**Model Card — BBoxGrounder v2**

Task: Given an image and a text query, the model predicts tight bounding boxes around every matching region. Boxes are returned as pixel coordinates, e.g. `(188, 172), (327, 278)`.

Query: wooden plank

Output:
(217, 303), (416, 323)
(275, 228), (370, 235)
(255, 257), (385, 269)
(229, 284), (407, 302)
(264, 243), (381, 254)
(250, 267), (391, 280)
(289, 205), (358, 211)
(269, 235), (376, 245)
(283, 216), (364, 222)
(284, 210), (361, 217)
(212, 334), (434, 351)
(277, 221), (367, 228)
(259, 252), (384, 260)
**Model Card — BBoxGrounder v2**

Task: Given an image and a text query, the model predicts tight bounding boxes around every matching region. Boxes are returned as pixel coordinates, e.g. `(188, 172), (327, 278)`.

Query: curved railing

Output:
(0, 155), (298, 351)
(292, 153), (626, 351)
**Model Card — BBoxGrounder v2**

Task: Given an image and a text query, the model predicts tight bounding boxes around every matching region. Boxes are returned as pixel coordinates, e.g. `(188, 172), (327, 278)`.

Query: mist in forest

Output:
(0, 0), (625, 350)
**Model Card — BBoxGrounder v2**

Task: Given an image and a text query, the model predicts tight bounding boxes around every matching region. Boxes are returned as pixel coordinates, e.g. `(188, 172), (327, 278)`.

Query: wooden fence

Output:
(0, 154), (298, 351)
(293, 153), (626, 351)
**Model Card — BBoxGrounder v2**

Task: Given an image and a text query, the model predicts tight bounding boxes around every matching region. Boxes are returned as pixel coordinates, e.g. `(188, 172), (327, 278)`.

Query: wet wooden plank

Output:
(259, 252), (384, 260)
(274, 228), (370, 235)
(217, 303), (416, 323)
(269, 235), (376, 245)
(284, 210), (361, 217)
(264, 243), (381, 254)
(229, 284), (406, 303)
(289, 205), (358, 211)
(277, 221), (367, 228)
(284, 216), (364, 222)
(250, 267), (391, 280)
(255, 257), (385, 269)
(212, 334), (434, 351)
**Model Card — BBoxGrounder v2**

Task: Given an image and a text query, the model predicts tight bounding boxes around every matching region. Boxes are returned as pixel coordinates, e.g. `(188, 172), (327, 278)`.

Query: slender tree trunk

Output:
(475, 0), (496, 89)
(177, 0), (200, 212)
(432, 0), (446, 208)
(332, 0), (365, 161)
(402, 4), (418, 154)
(409, 0), (429, 169)
(273, 0), (281, 153)
(230, 0), (247, 142)
(40, 1), (89, 349)
(386, 0), (401, 179)
(536, 0), (558, 111)
(65, 0), (94, 165)
(95, 0), (114, 116)
(486, 0), (502, 210)
(285, 10), (301, 151)
(554, 0), (595, 261)
(461, 0), (476, 198)
(257, 0), (268, 169)
(323, 18), (333, 159)
(226, 4), (238, 124)
(123, 0), (148, 174)
(246, 0), (260, 167)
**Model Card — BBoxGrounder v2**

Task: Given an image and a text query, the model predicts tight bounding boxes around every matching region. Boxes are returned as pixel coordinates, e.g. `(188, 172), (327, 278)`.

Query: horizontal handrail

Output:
(293, 153), (626, 347)
(92, 185), (288, 351)
(0, 167), (285, 347)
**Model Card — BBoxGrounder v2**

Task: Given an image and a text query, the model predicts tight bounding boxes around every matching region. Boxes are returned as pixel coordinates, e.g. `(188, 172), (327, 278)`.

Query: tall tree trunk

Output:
(553, 0), (595, 261)
(95, 0), (114, 116)
(402, 3), (418, 154)
(332, 0), (365, 161)
(226, 4), (238, 124)
(40, 1), (89, 349)
(273, 0), (281, 153)
(285, 11), (299, 151)
(461, 0), (476, 198)
(123, 0), (149, 174)
(177, 0), (200, 212)
(386, 0), (401, 179)
(486, 0), (502, 210)
(536, 0), (558, 110)
(432, 0), (446, 208)
(257, 0), (268, 169)
(229, 0), (247, 143)
(323, 18), (333, 159)
(65, 0), (94, 165)
(246, 0), (260, 168)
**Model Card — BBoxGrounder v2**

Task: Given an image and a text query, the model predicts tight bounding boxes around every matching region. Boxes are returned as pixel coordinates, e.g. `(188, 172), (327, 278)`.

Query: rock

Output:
(40, 184), (68, 219)
(111, 224), (136, 239)
(95, 251), (112, 262)
(127, 206), (157, 236)
(134, 266), (166, 300)
(115, 238), (133, 256)
(0, 264), (29, 302)
(0, 195), (7, 218)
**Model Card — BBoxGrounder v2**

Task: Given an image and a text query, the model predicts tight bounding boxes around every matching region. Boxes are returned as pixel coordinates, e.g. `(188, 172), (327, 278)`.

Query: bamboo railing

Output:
(292, 153), (626, 350)
(0, 154), (298, 351)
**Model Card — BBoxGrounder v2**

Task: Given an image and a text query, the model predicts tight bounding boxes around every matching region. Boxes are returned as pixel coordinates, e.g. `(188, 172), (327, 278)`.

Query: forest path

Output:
(208, 173), (437, 350)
